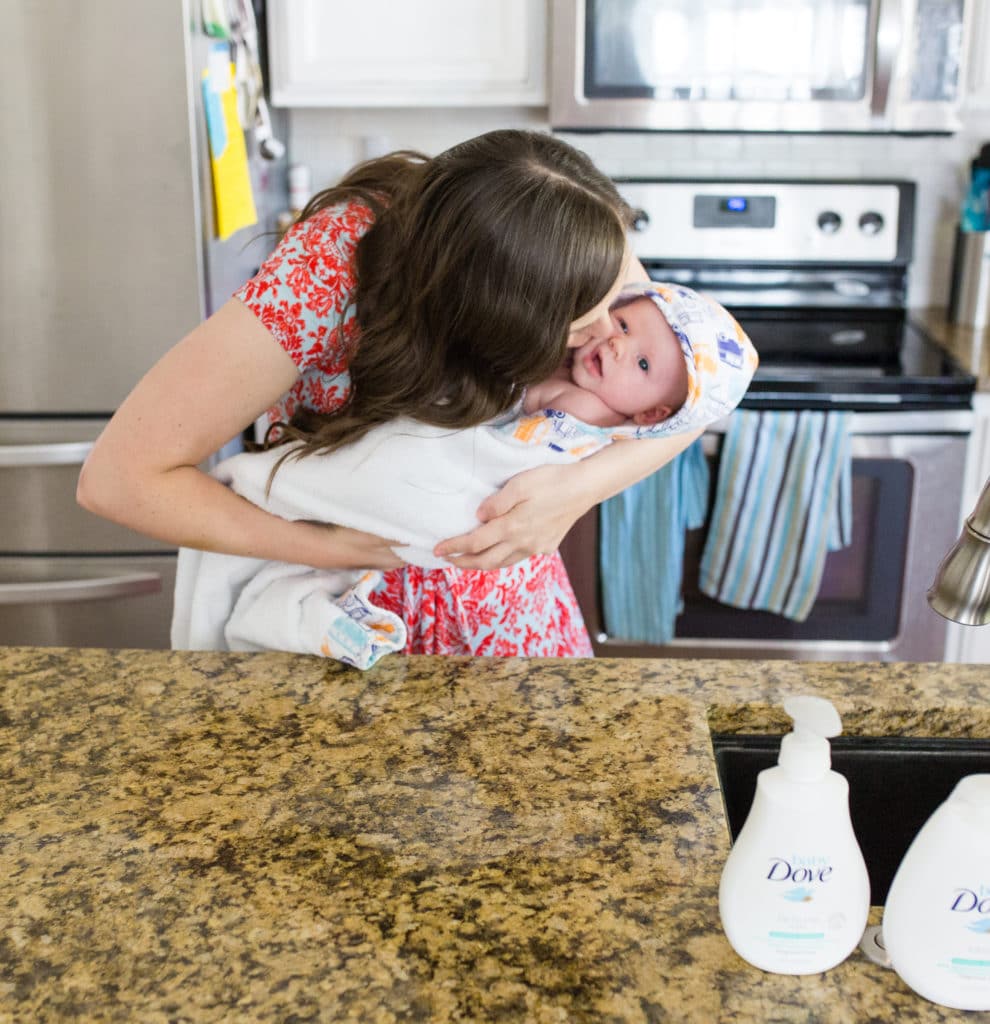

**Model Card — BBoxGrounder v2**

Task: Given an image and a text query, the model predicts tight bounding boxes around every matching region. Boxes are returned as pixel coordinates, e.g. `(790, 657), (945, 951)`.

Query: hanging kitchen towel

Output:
(699, 410), (852, 622)
(599, 438), (710, 644)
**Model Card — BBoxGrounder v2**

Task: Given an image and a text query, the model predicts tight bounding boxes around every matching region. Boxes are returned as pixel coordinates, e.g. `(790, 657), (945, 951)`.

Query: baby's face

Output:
(570, 296), (688, 423)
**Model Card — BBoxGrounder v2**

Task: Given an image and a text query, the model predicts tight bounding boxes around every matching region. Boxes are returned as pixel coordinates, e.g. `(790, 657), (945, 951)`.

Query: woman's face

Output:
(566, 244), (633, 350)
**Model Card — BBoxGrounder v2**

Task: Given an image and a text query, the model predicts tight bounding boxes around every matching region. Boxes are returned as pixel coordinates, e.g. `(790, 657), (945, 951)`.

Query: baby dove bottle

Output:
(882, 774), (990, 1011)
(718, 695), (870, 974)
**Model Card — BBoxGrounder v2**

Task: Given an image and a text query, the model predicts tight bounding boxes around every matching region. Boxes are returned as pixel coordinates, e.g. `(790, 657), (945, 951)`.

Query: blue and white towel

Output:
(600, 439), (710, 643)
(699, 410), (852, 622)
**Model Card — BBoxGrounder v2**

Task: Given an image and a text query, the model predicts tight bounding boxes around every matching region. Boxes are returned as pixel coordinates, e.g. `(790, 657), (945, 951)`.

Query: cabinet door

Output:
(965, 0), (990, 108)
(268, 0), (547, 107)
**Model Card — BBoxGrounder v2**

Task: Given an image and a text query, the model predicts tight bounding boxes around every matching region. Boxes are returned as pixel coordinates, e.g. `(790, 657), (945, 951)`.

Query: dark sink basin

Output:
(712, 734), (990, 905)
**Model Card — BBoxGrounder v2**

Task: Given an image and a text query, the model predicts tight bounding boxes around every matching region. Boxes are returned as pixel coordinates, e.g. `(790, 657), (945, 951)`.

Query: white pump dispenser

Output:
(882, 774), (990, 1011)
(718, 695), (871, 974)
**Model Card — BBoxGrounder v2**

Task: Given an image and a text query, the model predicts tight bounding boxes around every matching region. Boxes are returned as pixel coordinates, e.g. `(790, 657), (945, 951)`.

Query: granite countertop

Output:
(913, 307), (990, 392)
(3, 647), (990, 1023)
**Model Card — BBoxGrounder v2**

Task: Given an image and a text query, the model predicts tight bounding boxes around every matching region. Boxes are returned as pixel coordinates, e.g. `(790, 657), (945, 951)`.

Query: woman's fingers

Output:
(317, 523), (407, 570)
(441, 542), (526, 571)
(434, 512), (543, 570)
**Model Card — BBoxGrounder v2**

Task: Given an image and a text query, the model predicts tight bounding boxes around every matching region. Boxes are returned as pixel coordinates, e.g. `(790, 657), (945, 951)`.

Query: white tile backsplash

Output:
(284, 105), (990, 308)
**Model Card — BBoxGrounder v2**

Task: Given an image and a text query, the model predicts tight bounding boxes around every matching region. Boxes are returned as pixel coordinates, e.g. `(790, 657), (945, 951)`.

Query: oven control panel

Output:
(617, 180), (910, 264)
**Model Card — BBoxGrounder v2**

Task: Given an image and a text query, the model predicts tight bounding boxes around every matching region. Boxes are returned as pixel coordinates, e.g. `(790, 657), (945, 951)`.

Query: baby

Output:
(523, 290), (689, 428)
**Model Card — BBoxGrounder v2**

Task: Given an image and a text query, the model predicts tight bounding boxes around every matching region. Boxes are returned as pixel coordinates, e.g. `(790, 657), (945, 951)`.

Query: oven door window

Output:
(585, 0), (871, 102)
(672, 457), (911, 642)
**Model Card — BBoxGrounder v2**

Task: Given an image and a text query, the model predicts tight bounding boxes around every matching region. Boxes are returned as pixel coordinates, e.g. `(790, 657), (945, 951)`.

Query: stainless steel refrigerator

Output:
(0, 0), (287, 648)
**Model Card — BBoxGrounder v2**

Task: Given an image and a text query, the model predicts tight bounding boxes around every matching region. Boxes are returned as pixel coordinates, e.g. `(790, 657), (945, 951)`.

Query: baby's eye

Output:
(638, 357), (650, 372)
(617, 317), (629, 334)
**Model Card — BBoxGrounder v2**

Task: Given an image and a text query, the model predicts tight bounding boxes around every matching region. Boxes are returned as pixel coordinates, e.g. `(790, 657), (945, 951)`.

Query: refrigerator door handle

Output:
(0, 441), (94, 467)
(0, 572), (162, 605)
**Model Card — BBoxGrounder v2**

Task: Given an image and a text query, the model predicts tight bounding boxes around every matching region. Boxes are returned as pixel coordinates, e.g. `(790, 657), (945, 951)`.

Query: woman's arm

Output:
(77, 298), (404, 571)
(434, 428), (702, 569)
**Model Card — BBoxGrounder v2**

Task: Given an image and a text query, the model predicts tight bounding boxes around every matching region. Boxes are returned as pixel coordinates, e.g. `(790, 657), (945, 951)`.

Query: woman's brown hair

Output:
(271, 129), (632, 459)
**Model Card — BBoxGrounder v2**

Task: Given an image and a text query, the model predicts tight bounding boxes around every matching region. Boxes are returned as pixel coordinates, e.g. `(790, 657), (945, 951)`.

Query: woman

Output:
(78, 129), (700, 656)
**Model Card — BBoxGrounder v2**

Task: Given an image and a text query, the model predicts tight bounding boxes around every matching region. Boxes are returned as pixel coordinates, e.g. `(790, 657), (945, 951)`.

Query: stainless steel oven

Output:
(550, 0), (973, 134)
(559, 178), (977, 661)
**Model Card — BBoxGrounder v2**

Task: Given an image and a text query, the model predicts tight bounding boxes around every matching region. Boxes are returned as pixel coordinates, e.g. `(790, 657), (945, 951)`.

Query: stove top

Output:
(731, 310), (976, 412)
(624, 179), (977, 413)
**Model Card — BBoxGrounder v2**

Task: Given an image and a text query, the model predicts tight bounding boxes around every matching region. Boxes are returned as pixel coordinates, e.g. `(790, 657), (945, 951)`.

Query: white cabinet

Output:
(267, 0), (547, 107)
(964, 0), (990, 109)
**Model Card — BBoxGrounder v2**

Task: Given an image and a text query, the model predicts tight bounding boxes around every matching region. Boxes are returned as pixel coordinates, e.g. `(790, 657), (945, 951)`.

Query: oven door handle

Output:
(871, 0), (904, 119)
(0, 572), (162, 605)
(0, 441), (94, 467)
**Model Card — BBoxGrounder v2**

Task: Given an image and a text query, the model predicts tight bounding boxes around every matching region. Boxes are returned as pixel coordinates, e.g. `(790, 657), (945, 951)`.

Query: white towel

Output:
(171, 416), (585, 667)
(698, 410), (852, 621)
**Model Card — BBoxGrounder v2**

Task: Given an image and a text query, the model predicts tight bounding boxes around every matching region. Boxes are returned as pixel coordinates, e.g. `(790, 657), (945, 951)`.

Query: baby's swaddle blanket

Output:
(171, 282), (758, 668)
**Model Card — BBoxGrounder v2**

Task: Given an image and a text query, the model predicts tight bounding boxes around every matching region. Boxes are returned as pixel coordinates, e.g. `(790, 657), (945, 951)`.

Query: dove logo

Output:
(766, 857), (834, 885)
(950, 887), (990, 915)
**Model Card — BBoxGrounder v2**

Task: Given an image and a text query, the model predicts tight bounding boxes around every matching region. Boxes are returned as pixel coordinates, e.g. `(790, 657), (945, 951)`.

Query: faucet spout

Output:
(928, 477), (990, 625)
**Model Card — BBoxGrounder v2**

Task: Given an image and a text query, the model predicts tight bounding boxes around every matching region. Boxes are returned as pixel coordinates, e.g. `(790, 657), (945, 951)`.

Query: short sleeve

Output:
(234, 200), (375, 418)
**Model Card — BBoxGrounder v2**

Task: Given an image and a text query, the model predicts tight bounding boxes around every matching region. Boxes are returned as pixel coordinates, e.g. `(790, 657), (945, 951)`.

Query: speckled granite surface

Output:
(2, 647), (989, 1023)
(913, 307), (990, 391)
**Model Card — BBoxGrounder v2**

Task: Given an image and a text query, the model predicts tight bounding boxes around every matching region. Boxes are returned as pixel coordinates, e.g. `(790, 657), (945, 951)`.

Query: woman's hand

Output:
(434, 430), (703, 571)
(299, 520), (407, 572)
(434, 462), (594, 570)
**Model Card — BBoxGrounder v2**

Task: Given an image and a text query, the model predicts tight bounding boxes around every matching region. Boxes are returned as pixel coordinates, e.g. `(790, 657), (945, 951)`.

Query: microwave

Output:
(550, 0), (973, 133)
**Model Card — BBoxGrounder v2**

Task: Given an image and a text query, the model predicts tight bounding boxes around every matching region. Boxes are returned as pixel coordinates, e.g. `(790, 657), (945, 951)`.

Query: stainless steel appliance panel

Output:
(0, 555), (177, 649)
(0, 2), (287, 649)
(1, 1), (205, 413)
(0, 419), (173, 553)
(551, 0), (972, 134)
(561, 418), (971, 662)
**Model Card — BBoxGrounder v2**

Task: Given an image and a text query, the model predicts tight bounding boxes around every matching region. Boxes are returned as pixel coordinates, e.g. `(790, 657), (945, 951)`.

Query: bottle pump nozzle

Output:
(779, 695), (843, 781)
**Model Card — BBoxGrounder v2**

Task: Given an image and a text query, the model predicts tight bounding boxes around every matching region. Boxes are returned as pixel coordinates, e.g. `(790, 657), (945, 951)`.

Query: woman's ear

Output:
(632, 404), (673, 426)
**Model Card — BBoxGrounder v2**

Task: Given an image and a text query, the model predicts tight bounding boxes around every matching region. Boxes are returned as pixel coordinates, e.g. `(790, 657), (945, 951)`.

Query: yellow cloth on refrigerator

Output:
(202, 54), (257, 241)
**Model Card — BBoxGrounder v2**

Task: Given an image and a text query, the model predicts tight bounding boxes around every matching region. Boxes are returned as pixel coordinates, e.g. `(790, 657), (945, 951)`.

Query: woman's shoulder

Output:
(292, 199), (376, 247)
(233, 197), (376, 395)
(272, 199), (376, 270)
(235, 199), (374, 311)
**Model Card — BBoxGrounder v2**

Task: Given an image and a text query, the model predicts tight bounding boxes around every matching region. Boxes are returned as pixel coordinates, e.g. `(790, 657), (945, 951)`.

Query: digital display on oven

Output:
(694, 194), (776, 228)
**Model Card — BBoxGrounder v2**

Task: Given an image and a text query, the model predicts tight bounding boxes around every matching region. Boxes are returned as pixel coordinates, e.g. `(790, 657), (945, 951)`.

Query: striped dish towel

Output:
(699, 410), (852, 622)
(600, 438), (710, 643)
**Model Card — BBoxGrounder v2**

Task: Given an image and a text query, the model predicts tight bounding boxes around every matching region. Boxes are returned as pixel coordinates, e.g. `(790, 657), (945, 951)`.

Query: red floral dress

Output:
(234, 201), (592, 657)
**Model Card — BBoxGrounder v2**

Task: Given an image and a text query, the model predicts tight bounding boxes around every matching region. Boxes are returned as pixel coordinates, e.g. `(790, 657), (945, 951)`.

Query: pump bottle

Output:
(882, 774), (990, 1011)
(718, 695), (870, 974)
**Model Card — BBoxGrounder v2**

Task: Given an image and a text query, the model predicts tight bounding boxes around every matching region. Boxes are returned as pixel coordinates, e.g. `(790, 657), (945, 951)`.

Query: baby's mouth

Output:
(584, 347), (605, 379)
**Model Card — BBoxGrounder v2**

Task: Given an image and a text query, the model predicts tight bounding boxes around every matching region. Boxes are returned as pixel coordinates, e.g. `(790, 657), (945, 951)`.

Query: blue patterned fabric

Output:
(599, 439), (710, 644)
(699, 410), (852, 621)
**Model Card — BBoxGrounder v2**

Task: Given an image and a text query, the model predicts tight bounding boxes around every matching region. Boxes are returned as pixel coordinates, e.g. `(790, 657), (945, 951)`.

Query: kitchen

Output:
(3, 0), (990, 1019)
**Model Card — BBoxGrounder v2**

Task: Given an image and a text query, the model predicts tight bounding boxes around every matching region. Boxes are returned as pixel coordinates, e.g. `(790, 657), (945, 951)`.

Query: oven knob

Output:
(859, 211), (885, 235)
(817, 210), (842, 234)
(630, 208), (650, 232)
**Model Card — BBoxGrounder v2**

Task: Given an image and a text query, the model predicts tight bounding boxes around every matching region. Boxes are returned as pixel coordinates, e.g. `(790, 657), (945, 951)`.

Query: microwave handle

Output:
(871, 0), (905, 118)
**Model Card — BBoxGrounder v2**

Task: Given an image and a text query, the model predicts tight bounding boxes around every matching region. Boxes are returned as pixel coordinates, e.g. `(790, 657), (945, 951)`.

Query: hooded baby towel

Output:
(171, 282), (758, 668)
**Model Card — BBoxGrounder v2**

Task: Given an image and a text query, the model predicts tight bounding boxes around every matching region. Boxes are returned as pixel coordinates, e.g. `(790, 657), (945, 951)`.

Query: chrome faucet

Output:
(928, 478), (990, 625)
